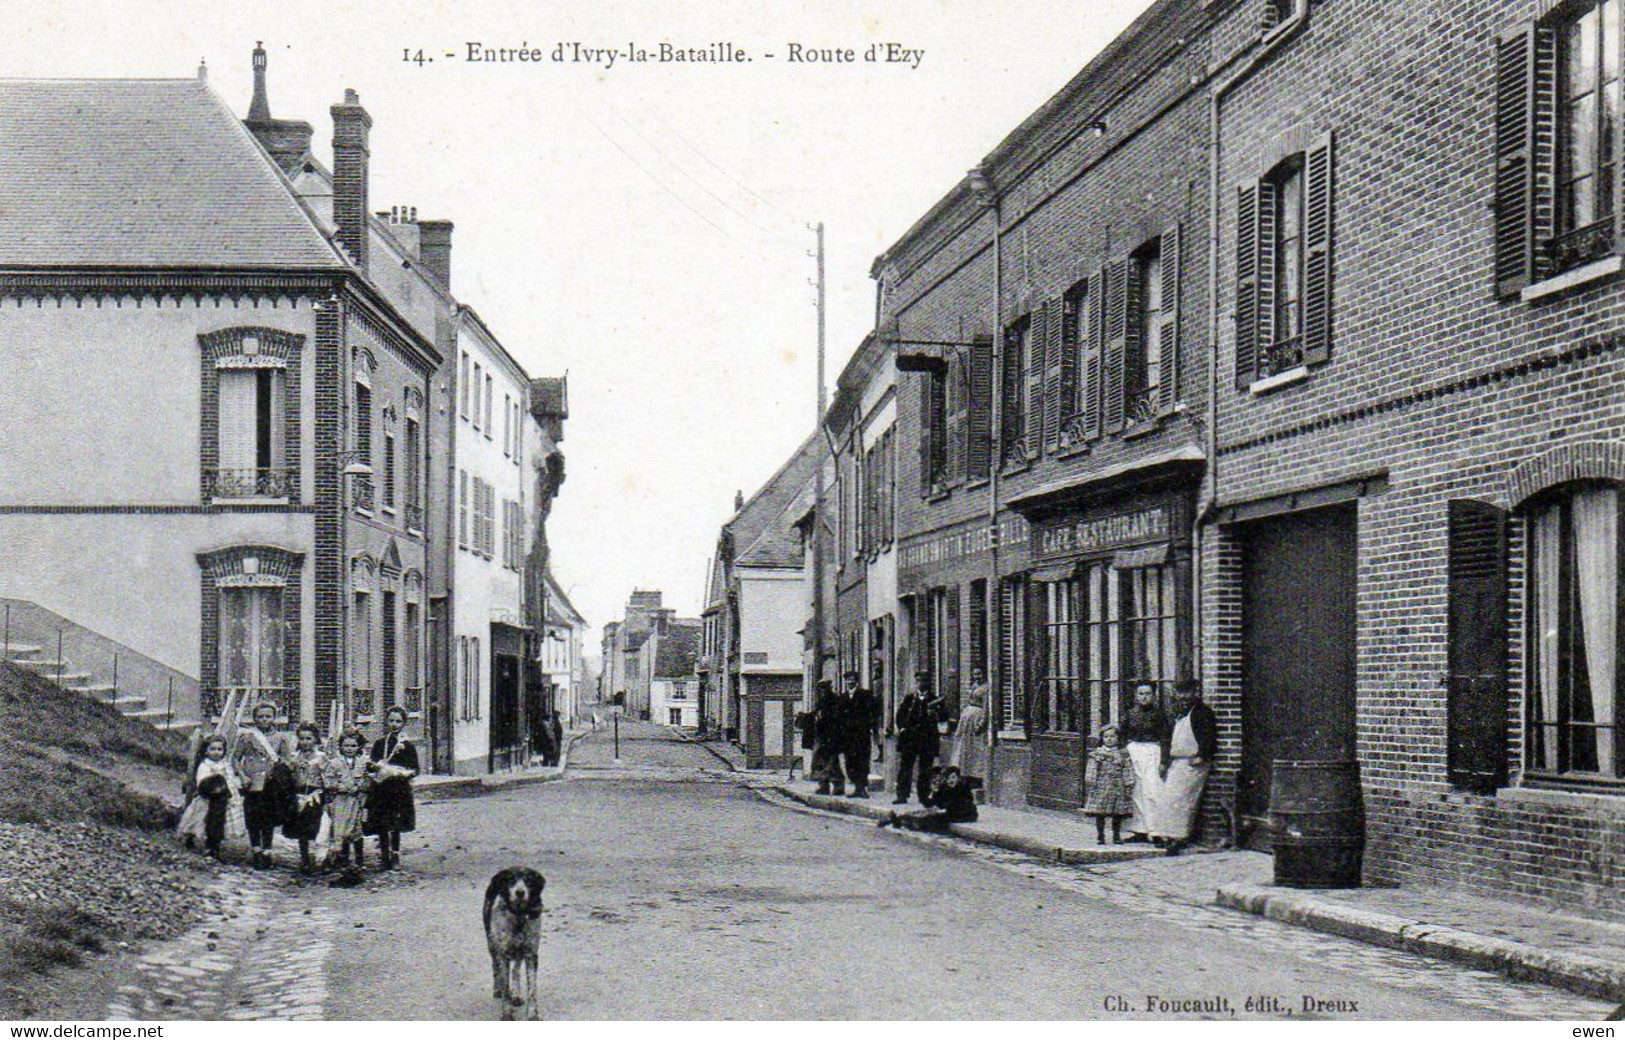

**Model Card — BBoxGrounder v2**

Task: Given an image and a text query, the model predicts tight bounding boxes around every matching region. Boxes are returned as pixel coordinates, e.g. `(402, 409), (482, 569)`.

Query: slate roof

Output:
(0, 78), (344, 269)
(728, 432), (823, 571)
(652, 621), (701, 679)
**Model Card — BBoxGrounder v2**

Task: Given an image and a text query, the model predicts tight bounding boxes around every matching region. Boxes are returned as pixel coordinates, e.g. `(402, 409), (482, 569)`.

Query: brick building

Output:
(857, 0), (1624, 914)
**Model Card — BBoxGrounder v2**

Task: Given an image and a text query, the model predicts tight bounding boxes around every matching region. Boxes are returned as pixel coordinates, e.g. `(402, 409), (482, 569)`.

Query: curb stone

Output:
(417, 730), (585, 803)
(772, 784), (1161, 866)
(1216, 884), (1625, 1003)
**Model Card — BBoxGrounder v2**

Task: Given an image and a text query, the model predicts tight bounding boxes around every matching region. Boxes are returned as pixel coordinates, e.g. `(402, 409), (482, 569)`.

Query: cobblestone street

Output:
(72, 720), (1614, 1020)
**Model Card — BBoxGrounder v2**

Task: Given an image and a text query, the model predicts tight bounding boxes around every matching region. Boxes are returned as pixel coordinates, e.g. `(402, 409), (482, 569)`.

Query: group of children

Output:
(177, 702), (419, 874)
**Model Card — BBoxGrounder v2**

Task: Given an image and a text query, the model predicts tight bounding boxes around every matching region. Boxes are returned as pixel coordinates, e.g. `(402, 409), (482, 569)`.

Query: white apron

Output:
(1126, 741), (1163, 835)
(1152, 714), (1211, 840)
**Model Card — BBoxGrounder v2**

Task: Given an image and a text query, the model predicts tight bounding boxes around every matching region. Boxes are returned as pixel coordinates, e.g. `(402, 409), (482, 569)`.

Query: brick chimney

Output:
(330, 89), (372, 274)
(418, 219), (454, 291)
(243, 43), (314, 175)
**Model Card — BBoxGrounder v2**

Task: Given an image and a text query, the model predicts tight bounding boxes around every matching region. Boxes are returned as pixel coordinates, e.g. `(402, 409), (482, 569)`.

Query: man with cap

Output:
(840, 669), (881, 799)
(893, 670), (944, 805)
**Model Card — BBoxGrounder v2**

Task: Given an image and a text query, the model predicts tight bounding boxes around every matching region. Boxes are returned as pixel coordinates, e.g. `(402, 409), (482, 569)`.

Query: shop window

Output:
(1527, 483), (1623, 781)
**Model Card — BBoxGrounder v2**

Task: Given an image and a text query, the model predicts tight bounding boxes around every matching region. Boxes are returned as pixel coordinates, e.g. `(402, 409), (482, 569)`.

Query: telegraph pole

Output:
(812, 221), (827, 700)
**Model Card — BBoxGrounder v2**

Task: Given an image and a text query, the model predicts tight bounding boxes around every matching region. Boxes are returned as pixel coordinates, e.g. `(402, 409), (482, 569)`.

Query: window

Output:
(472, 362), (482, 430)
(998, 577), (1027, 733)
(1560, 3), (1621, 260)
(215, 368), (288, 498)
(920, 367), (947, 493)
(1528, 484), (1622, 781)
(1055, 277), (1099, 451)
(460, 352), (471, 419)
(458, 470), (469, 549)
(473, 635), (482, 719)
(1236, 138), (1332, 384)
(1030, 560), (1181, 736)
(404, 600), (421, 707)
(1124, 239), (1165, 428)
(383, 431), (396, 510)
(504, 393), (513, 456)
(404, 418), (422, 530)
(1001, 316), (1031, 465)
(382, 590), (397, 705)
(485, 374), (494, 435)
(670, 708), (683, 725)
(351, 589), (372, 696)
(218, 584), (285, 700)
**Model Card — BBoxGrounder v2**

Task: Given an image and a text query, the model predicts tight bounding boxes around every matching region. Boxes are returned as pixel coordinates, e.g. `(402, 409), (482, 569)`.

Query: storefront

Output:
(1005, 474), (1197, 810)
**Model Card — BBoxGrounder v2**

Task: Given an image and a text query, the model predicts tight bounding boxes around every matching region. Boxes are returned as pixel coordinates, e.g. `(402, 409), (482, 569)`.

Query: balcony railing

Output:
(351, 687), (376, 721)
(1123, 385), (1160, 428)
(402, 686), (423, 714)
(206, 467), (293, 500)
(1262, 335), (1306, 379)
(1549, 218), (1614, 274)
(404, 502), (425, 532)
(353, 476), (376, 513)
(202, 686), (293, 722)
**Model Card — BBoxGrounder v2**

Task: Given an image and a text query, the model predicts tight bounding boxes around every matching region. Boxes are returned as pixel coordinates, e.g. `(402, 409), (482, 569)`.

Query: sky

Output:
(2, 0), (1152, 646)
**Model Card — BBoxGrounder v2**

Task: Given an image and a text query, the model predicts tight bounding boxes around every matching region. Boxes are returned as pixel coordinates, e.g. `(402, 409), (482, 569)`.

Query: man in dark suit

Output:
(811, 679), (849, 795)
(841, 670), (881, 799)
(893, 670), (943, 805)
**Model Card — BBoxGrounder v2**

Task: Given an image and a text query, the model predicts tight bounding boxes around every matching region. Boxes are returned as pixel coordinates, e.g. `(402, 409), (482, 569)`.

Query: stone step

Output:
(71, 683), (118, 698)
(15, 657), (71, 672)
(0, 644), (45, 661)
(42, 672), (93, 686)
(107, 695), (150, 712)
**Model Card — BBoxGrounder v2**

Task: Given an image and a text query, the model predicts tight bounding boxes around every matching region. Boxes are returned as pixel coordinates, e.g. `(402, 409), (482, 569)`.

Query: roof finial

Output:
(197, 58), (208, 82)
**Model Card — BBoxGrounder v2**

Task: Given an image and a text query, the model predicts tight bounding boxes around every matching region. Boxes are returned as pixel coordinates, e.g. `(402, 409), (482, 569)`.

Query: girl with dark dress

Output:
(284, 722), (328, 874)
(365, 706), (419, 869)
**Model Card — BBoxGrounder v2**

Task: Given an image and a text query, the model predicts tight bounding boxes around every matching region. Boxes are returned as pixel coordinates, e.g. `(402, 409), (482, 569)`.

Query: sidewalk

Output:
(1218, 879), (1625, 1002)
(768, 777), (1625, 1003)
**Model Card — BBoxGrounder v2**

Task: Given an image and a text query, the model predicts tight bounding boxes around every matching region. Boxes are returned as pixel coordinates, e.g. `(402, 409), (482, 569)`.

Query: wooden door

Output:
(1239, 503), (1358, 848)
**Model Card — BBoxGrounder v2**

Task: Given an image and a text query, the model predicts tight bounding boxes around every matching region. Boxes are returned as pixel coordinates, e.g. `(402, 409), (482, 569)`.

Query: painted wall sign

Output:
(899, 515), (1028, 573)
(1034, 505), (1168, 560)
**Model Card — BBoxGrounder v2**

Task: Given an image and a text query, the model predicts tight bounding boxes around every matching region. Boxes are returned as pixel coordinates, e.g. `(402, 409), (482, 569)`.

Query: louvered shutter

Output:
(945, 585), (962, 716)
(1446, 500), (1510, 793)
(1122, 255), (1147, 420)
(1159, 224), (1181, 411)
(918, 376), (935, 495)
(1024, 306), (1049, 459)
(1024, 577), (1048, 739)
(1494, 27), (1559, 296)
(1041, 297), (1066, 452)
(1234, 184), (1259, 388)
(1081, 271), (1105, 441)
(1103, 261), (1129, 431)
(1255, 179), (1279, 369)
(966, 335), (994, 480)
(218, 370), (258, 474)
(946, 355), (968, 483)
(1302, 135), (1335, 365)
(1055, 290), (1082, 445)
(998, 581), (1018, 731)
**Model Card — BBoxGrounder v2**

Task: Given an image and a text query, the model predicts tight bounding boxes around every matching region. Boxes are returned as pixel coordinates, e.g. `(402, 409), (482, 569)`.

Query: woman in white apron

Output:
(1119, 682), (1169, 842)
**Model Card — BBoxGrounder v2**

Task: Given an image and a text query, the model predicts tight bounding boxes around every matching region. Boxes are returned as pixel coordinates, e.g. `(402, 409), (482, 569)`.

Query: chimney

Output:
(243, 44), (314, 174)
(734, 490), (745, 512)
(330, 88), (372, 274)
(418, 219), (454, 290)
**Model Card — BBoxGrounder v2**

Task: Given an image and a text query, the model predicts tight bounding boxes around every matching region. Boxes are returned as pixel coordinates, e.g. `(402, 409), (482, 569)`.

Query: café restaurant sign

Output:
(1034, 505), (1168, 560)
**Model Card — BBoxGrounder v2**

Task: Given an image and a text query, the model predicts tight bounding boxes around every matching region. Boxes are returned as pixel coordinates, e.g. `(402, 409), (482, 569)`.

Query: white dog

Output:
(483, 867), (546, 1020)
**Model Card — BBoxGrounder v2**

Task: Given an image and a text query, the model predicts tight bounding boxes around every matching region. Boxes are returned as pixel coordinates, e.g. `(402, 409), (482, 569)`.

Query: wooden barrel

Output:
(1270, 759), (1364, 888)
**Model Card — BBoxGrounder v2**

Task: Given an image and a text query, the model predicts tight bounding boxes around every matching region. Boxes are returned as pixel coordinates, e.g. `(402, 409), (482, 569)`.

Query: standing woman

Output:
(1121, 681), (1170, 844)
(322, 729), (371, 868)
(234, 702), (294, 868)
(284, 722), (328, 874)
(365, 706), (419, 869)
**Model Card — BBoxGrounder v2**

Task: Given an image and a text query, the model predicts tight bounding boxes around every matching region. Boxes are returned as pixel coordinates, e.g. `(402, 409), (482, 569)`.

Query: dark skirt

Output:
(363, 776), (416, 835)
(282, 788), (325, 841)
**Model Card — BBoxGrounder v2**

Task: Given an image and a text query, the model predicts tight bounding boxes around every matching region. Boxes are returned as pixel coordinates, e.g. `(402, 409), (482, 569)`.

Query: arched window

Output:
(1527, 482), (1622, 780)
(197, 546), (304, 721)
(199, 328), (304, 502)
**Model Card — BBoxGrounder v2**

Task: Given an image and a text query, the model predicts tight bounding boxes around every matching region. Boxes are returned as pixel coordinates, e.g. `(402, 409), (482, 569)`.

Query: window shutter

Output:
(1446, 500), (1509, 793)
(1023, 577), (1048, 739)
(918, 376), (934, 495)
(218, 370), (258, 472)
(1122, 255), (1147, 418)
(966, 335), (994, 480)
(1255, 179), (1279, 364)
(1494, 27), (1556, 296)
(1234, 184), (1259, 388)
(1103, 260), (1129, 432)
(1041, 297), (1066, 453)
(1159, 224), (1181, 411)
(1054, 290), (1082, 448)
(1302, 134), (1335, 365)
(998, 578), (1025, 732)
(1081, 270), (1105, 441)
(1024, 305), (1049, 459)
(945, 584), (961, 714)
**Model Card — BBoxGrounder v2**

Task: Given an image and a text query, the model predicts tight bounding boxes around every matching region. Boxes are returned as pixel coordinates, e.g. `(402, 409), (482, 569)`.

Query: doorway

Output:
(1238, 503), (1358, 849)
